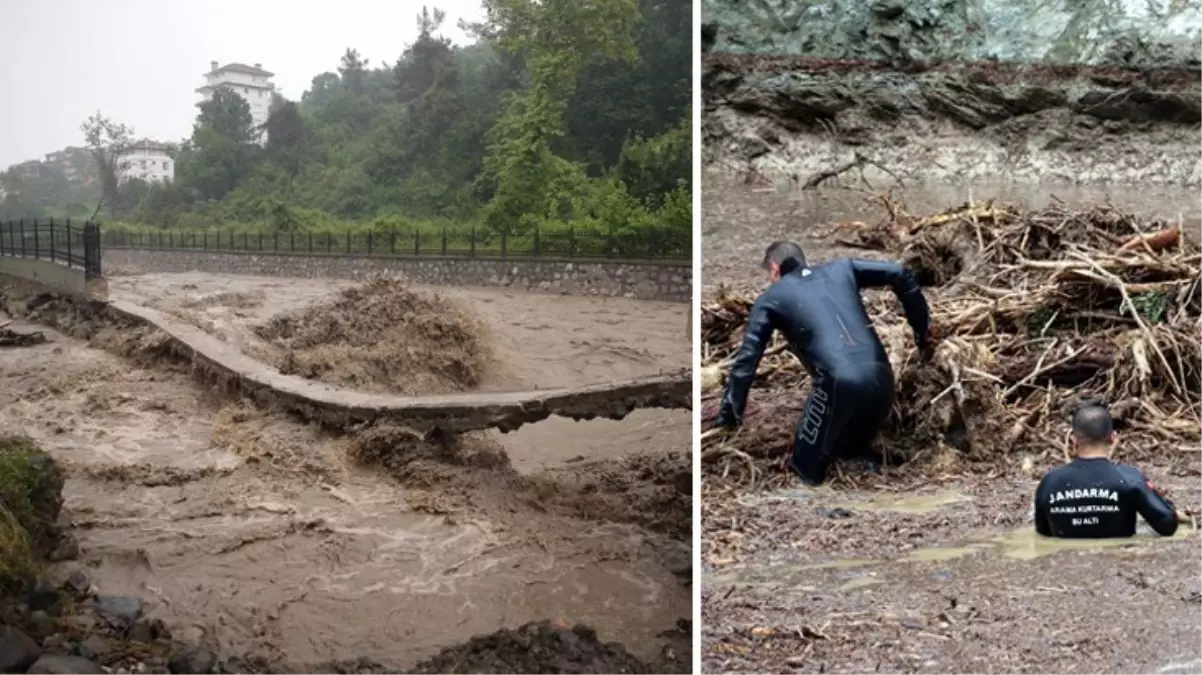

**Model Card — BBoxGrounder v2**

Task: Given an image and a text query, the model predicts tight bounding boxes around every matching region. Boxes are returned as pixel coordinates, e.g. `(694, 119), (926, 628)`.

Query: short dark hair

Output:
(763, 241), (807, 275)
(1072, 405), (1113, 445)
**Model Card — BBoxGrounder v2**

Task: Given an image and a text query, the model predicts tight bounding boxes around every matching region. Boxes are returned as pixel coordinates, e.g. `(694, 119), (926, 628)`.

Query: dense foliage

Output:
(1, 0), (690, 254)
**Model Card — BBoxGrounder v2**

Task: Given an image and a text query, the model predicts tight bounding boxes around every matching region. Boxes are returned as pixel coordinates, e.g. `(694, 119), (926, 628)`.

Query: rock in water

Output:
(28, 579), (61, 614)
(94, 595), (143, 626)
(26, 655), (103, 674)
(0, 626), (41, 672)
(168, 648), (218, 674)
(77, 634), (110, 660)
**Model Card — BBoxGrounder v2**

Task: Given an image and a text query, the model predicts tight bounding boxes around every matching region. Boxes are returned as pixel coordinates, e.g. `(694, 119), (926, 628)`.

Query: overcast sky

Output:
(0, 0), (484, 167)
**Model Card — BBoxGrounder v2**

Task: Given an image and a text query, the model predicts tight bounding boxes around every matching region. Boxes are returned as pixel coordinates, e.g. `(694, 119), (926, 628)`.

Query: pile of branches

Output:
(702, 196), (1201, 487)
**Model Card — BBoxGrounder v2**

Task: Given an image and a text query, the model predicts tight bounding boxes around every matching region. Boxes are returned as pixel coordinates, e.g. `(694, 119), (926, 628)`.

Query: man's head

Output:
(763, 241), (807, 282)
(1071, 405), (1116, 456)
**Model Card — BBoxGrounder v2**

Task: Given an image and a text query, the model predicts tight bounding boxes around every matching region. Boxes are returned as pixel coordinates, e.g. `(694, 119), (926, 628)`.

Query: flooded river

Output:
(0, 276), (691, 671)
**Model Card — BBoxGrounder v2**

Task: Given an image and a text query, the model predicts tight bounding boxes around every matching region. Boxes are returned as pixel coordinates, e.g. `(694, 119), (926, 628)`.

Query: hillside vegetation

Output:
(1, 0), (691, 252)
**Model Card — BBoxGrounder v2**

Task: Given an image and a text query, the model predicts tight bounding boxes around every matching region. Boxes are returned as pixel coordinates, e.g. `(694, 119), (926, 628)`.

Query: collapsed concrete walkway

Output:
(107, 299), (691, 433)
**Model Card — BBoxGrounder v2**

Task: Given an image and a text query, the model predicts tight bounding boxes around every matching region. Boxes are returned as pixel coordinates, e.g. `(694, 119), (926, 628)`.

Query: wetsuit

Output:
(1034, 458), (1179, 538)
(716, 259), (931, 485)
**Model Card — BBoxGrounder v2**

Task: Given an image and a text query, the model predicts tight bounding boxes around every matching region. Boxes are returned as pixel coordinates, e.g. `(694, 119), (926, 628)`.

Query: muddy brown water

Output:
(701, 173), (1202, 673)
(0, 275), (691, 670)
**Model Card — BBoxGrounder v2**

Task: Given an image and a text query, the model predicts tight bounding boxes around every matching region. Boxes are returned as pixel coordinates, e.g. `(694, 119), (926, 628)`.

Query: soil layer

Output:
(704, 55), (1201, 186)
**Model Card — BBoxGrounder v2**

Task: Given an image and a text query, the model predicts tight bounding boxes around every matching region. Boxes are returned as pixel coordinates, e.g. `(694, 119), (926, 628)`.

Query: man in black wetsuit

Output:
(1034, 405), (1179, 538)
(714, 241), (933, 486)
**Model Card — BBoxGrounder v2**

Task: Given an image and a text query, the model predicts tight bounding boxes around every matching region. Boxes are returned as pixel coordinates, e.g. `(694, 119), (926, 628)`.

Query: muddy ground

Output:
(703, 56), (1201, 187)
(700, 175), (1202, 673)
(0, 274), (691, 673)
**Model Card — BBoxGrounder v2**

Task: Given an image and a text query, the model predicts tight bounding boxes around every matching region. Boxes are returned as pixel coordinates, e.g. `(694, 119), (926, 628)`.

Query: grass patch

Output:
(0, 435), (64, 593)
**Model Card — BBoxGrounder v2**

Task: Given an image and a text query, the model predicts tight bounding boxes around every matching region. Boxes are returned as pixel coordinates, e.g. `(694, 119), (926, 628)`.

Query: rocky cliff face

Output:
(703, 0), (1201, 69)
(703, 1), (1201, 185)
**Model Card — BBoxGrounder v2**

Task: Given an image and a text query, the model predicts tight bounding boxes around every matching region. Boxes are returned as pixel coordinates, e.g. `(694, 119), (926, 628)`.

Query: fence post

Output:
(346, 228), (351, 254)
(308, 232), (312, 254)
(66, 222), (72, 266)
(469, 226), (476, 257)
(533, 225), (540, 257)
(568, 225), (576, 258)
(326, 231), (332, 254)
(82, 221), (102, 279)
(608, 224), (615, 258)
(501, 230), (507, 258)
(367, 231), (373, 255)
(390, 231), (396, 254)
(258, 231), (263, 251)
(441, 226), (447, 256)
(273, 232), (279, 252)
(413, 229), (420, 255)
(49, 218), (56, 262)
(22, 219), (28, 257)
(290, 232), (295, 252)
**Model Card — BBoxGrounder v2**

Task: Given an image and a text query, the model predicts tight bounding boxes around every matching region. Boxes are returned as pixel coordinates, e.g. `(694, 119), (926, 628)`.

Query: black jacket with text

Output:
(1034, 457), (1179, 538)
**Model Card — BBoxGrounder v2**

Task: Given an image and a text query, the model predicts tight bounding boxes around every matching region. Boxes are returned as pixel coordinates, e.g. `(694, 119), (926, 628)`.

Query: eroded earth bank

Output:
(0, 273), (691, 673)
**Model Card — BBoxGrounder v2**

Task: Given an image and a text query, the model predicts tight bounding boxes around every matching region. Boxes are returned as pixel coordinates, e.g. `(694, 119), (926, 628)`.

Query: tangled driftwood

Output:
(702, 196), (1201, 486)
(0, 327), (48, 348)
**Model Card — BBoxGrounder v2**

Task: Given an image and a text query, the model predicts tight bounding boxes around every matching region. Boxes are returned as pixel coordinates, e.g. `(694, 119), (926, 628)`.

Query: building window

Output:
(163, 161), (170, 170)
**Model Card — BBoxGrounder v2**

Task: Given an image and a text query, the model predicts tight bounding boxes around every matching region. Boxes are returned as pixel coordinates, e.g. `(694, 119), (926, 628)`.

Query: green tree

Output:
(395, 6), (453, 104)
(80, 113), (133, 219)
(175, 88), (256, 200)
(338, 48), (370, 94)
(477, 0), (641, 232)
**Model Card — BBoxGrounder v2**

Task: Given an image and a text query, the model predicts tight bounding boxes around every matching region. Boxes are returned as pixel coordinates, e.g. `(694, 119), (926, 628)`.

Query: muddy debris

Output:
(408, 620), (656, 674)
(348, 423), (693, 541)
(0, 328), (48, 348)
(253, 275), (493, 395)
(701, 197), (1201, 490)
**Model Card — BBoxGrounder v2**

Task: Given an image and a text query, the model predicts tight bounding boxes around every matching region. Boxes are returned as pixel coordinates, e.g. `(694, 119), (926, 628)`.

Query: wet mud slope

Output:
(703, 55), (1201, 186)
(0, 279), (691, 673)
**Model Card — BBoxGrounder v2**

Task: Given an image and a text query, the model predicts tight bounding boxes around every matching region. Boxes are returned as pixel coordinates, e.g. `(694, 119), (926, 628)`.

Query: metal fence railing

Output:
(100, 225), (690, 262)
(0, 219), (103, 279)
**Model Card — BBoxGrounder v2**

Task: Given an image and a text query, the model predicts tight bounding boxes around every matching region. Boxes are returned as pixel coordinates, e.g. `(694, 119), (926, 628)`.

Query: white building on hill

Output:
(118, 139), (175, 183)
(197, 61), (276, 143)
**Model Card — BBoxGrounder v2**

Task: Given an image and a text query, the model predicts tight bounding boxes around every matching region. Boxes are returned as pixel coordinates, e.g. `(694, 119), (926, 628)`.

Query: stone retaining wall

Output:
(103, 249), (692, 303)
(0, 257), (106, 300)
